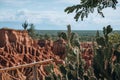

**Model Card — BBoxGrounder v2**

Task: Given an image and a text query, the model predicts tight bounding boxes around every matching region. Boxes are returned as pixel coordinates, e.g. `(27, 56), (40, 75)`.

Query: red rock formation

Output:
(81, 42), (94, 70)
(0, 28), (63, 80)
(52, 38), (66, 59)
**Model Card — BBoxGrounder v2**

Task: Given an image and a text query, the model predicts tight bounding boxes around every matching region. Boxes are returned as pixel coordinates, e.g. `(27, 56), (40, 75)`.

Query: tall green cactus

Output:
(94, 25), (114, 80)
(58, 24), (96, 80)
(67, 24), (72, 48)
(57, 24), (80, 58)
(103, 25), (113, 46)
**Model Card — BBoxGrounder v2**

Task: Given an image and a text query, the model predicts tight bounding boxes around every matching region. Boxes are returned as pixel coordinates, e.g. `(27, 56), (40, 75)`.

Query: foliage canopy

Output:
(65, 0), (118, 21)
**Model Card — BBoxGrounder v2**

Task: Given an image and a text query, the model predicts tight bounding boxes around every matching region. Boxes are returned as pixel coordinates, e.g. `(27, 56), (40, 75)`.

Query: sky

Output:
(0, 0), (120, 30)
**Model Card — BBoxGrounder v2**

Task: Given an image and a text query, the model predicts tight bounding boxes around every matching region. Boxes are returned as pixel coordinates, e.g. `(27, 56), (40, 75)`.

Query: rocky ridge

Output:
(0, 28), (64, 80)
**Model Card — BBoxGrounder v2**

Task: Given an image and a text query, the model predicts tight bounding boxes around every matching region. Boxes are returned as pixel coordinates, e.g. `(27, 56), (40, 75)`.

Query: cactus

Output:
(93, 25), (120, 80)
(45, 64), (61, 80)
(58, 24), (95, 80)
(96, 37), (105, 46)
(45, 25), (120, 80)
(67, 24), (71, 48)
(93, 26), (112, 79)
(57, 32), (67, 40)
(56, 25), (80, 61)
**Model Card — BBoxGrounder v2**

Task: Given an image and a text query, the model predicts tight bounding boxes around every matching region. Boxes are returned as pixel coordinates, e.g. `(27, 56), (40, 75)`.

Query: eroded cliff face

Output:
(52, 38), (66, 59)
(0, 29), (32, 47)
(0, 28), (64, 80)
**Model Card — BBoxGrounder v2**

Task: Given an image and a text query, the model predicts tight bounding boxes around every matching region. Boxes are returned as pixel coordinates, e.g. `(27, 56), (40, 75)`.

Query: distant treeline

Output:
(35, 30), (120, 41)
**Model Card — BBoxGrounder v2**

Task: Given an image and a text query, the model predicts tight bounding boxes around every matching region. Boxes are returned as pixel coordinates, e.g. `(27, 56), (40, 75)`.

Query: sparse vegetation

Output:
(22, 21), (28, 30)
(27, 23), (37, 39)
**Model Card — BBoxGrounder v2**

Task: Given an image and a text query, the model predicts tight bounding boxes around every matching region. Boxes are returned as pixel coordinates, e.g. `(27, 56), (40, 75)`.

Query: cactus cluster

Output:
(96, 25), (112, 47)
(44, 25), (120, 80)
(56, 25), (96, 80)
(94, 25), (120, 80)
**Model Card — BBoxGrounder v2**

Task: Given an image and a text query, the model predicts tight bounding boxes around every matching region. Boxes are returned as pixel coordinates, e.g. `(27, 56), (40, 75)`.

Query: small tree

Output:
(28, 23), (36, 39)
(22, 21), (28, 30)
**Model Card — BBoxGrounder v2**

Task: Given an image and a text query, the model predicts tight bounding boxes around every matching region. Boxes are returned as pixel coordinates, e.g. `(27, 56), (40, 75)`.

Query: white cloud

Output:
(0, 0), (30, 4)
(0, 0), (120, 30)
(56, 0), (79, 4)
(0, 9), (74, 26)
(0, 6), (120, 30)
(91, 6), (120, 25)
(0, 11), (16, 22)
(0, 0), (32, 9)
